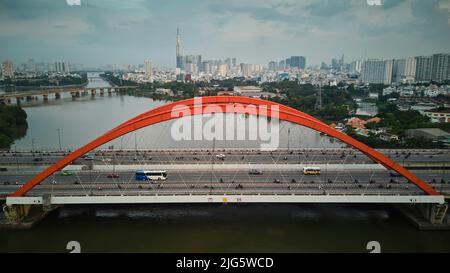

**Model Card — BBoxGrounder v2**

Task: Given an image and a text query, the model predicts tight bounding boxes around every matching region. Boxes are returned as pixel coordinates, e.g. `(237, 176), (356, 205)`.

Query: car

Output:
(215, 154), (226, 159)
(249, 169), (262, 175)
(84, 155), (94, 161)
(273, 179), (281, 184)
(107, 173), (120, 178)
(60, 170), (73, 176)
(33, 157), (43, 162)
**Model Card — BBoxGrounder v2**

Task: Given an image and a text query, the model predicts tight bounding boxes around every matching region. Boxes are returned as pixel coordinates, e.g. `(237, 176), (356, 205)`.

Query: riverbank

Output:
(0, 104), (28, 149)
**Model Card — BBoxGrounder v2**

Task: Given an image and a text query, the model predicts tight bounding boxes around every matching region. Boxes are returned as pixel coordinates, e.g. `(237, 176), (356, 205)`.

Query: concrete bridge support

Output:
(43, 94), (48, 102)
(55, 92), (61, 100)
(16, 97), (22, 104)
(1, 195), (58, 229)
(420, 203), (448, 225)
(90, 89), (96, 97)
(100, 88), (104, 96)
(71, 91), (80, 99)
(3, 204), (32, 224)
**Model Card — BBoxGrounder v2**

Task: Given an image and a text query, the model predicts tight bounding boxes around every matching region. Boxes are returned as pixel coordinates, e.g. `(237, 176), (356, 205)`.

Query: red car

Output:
(107, 173), (120, 178)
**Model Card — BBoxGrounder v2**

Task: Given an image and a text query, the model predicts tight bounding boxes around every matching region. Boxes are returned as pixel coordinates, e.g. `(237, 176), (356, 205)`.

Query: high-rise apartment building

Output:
(53, 61), (70, 73)
(144, 59), (152, 78)
(392, 59), (406, 83)
(431, 53), (450, 82)
(216, 64), (228, 77)
(361, 59), (393, 85)
(404, 57), (417, 81)
(415, 56), (433, 81)
(1, 60), (14, 78)
(350, 60), (363, 73)
(290, 56), (306, 69)
(268, 61), (278, 71)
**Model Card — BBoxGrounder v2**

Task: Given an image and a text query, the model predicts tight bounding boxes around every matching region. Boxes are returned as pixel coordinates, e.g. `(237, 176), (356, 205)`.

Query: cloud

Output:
(381, 0), (407, 9)
(0, 0), (448, 67)
(304, 0), (352, 17)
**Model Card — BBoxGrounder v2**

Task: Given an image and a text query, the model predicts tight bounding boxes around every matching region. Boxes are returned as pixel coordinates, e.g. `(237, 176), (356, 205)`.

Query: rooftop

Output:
(406, 128), (450, 138)
(425, 107), (450, 114)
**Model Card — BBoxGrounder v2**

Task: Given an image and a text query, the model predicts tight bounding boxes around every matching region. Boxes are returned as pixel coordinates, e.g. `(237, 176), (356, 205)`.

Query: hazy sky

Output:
(0, 0), (449, 67)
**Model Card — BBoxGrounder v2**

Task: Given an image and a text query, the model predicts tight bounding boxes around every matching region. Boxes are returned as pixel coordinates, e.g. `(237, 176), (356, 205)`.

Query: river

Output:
(12, 72), (341, 150)
(1, 73), (449, 253)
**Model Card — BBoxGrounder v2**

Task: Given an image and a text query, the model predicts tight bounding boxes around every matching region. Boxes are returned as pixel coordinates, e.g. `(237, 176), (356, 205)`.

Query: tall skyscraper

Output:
(144, 59), (152, 78)
(431, 53), (450, 82)
(1, 60), (14, 78)
(361, 59), (393, 85)
(176, 28), (182, 69)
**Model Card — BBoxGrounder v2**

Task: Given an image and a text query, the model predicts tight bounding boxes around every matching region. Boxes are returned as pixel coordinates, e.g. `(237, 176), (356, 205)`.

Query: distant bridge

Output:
(0, 86), (138, 104)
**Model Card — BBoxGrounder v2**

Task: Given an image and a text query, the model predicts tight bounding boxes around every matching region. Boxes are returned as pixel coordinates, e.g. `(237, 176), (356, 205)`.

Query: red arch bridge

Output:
(2, 96), (448, 224)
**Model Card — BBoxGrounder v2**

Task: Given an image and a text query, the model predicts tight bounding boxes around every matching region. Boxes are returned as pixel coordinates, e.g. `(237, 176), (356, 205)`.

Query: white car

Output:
(215, 154), (226, 159)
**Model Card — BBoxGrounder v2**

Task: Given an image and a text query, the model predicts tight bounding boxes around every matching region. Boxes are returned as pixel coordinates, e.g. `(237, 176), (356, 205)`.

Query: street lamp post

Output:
(287, 128), (291, 151)
(57, 128), (62, 151)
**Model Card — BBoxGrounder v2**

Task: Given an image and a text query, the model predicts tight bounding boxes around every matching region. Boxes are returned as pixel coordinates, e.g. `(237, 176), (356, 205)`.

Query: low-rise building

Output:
(406, 128), (450, 141)
(233, 86), (262, 94)
(155, 88), (174, 96)
(423, 108), (450, 123)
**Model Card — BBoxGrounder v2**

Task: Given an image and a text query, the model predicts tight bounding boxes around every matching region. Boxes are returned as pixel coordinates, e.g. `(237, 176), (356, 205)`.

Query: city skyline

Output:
(0, 0), (449, 67)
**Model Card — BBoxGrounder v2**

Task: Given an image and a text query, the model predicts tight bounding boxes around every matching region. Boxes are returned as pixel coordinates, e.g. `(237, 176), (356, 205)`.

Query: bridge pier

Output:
(16, 97), (22, 104)
(55, 92), (61, 100)
(107, 88), (112, 96)
(395, 202), (449, 230)
(1, 195), (58, 229)
(420, 203), (448, 225)
(100, 88), (104, 96)
(70, 91), (80, 99)
(43, 94), (48, 102)
(2, 204), (32, 224)
(90, 89), (96, 97)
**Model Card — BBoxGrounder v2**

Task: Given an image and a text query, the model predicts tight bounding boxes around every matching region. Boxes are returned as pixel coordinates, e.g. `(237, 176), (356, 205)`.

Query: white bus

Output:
(303, 167), (321, 175)
(135, 170), (167, 181)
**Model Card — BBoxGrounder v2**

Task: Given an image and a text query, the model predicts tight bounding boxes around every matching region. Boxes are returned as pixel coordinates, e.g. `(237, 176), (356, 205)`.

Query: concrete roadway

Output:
(1, 149), (449, 166)
(1, 169), (449, 197)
